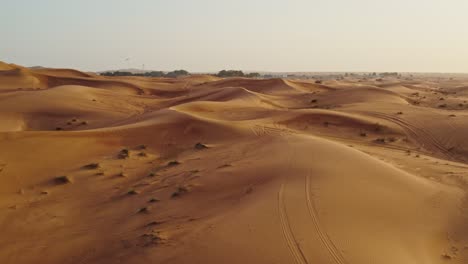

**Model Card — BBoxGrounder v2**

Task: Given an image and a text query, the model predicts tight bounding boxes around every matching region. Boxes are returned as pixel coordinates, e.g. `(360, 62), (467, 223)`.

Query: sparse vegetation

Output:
(374, 138), (386, 144)
(138, 207), (149, 213)
(148, 198), (160, 203)
(118, 149), (130, 159)
(82, 163), (100, 170)
(167, 160), (180, 166)
(359, 131), (367, 137)
(127, 189), (139, 195)
(194, 142), (208, 150)
(54, 175), (71, 184)
(137, 144), (147, 150)
(171, 186), (189, 198)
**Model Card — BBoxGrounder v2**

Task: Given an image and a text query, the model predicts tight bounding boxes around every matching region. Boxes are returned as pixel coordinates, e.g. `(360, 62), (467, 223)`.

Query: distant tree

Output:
(216, 70), (245, 77)
(246, 72), (260, 78)
(166, 70), (189, 78)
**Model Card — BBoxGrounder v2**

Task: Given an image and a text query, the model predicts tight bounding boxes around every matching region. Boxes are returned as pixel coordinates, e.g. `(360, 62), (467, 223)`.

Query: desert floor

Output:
(1, 62), (468, 264)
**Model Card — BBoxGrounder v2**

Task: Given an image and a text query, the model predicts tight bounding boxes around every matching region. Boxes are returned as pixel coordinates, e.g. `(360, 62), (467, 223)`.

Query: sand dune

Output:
(1, 62), (468, 264)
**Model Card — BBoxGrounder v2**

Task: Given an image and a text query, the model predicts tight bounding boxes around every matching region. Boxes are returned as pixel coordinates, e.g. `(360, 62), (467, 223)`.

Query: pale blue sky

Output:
(2, 0), (468, 72)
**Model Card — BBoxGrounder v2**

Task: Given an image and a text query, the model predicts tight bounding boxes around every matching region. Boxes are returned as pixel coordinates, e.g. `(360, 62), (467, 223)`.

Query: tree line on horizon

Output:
(101, 69), (261, 78)
(101, 70), (189, 78)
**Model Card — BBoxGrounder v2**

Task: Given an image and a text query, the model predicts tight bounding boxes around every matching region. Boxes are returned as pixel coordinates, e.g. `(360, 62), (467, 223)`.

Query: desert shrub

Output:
(138, 207), (149, 213)
(374, 138), (386, 144)
(167, 161), (180, 166)
(148, 198), (160, 203)
(118, 149), (129, 159)
(54, 175), (71, 184)
(128, 189), (139, 195)
(194, 142), (207, 150)
(171, 186), (188, 198)
(137, 144), (147, 150)
(82, 163), (100, 169)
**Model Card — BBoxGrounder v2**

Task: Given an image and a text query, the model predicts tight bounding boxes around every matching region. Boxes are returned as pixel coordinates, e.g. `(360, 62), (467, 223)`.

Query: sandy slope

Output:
(1, 62), (468, 264)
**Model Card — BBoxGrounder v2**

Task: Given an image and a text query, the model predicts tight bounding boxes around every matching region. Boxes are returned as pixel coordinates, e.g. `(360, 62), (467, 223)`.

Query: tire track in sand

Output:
(278, 183), (309, 264)
(305, 175), (347, 264)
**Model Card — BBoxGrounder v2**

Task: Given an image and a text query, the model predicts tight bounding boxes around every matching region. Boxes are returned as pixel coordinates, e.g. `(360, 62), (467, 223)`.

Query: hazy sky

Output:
(2, 0), (468, 72)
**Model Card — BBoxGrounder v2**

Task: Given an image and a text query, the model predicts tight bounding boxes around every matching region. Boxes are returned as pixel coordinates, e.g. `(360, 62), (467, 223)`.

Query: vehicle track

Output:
(365, 112), (453, 160)
(278, 183), (309, 264)
(305, 175), (348, 264)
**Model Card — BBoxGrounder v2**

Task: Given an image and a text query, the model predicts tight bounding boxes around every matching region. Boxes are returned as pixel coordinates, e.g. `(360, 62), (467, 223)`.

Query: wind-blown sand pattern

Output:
(1, 61), (468, 264)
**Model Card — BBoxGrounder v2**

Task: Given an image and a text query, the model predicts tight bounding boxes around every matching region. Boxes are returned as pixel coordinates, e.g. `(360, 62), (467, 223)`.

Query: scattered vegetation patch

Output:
(54, 175), (72, 184)
(138, 207), (149, 214)
(396, 111), (403, 115)
(374, 138), (386, 144)
(148, 198), (160, 203)
(359, 131), (367, 137)
(139, 232), (163, 247)
(438, 104), (447, 108)
(55, 127), (63, 131)
(137, 144), (147, 150)
(138, 152), (147, 157)
(118, 149), (130, 159)
(148, 172), (156, 177)
(82, 163), (100, 170)
(171, 186), (189, 198)
(194, 142), (208, 150)
(310, 99), (318, 103)
(127, 189), (139, 195)
(167, 160), (180, 166)
(81, 121), (88, 125)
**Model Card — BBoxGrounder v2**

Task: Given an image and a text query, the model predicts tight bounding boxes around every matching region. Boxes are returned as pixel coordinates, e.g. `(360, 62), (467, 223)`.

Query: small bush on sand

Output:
(118, 149), (129, 159)
(138, 207), (149, 213)
(148, 198), (160, 203)
(137, 144), (147, 150)
(171, 186), (189, 198)
(128, 189), (139, 195)
(359, 131), (367, 137)
(167, 161), (180, 166)
(374, 138), (386, 144)
(82, 163), (100, 170)
(194, 142), (208, 150)
(54, 175), (71, 184)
